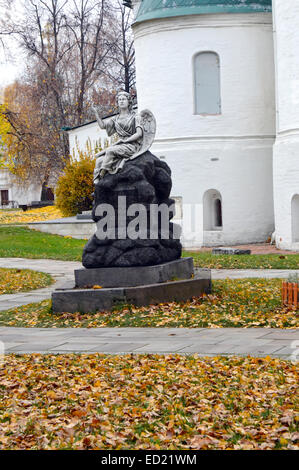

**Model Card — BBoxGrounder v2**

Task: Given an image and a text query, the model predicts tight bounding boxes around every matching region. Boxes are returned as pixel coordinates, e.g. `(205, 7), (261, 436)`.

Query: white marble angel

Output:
(92, 91), (156, 183)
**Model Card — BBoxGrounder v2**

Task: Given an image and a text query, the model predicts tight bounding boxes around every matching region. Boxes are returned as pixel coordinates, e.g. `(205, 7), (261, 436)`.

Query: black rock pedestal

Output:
(51, 151), (212, 314)
(51, 259), (211, 314)
(82, 151), (182, 268)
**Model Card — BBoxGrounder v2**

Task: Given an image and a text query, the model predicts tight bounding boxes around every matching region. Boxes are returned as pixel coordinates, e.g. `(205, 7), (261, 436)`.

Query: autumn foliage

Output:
(0, 206), (62, 224)
(0, 354), (298, 450)
(0, 0), (135, 188)
(55, 150), (95, 217)
(0, 268), (53, 295)
(1, 279), (298, 329)
(0, 104), (12, 169)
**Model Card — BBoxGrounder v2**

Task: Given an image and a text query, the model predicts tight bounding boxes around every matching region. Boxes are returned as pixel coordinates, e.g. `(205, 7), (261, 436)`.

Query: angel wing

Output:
(130, 109), (156, 160)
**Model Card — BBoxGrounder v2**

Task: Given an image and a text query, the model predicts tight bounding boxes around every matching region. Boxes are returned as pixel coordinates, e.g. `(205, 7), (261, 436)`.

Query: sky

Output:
(0, 50), (21, 88)
(0, 0), (131, 91)
(0, 0), (24, 90)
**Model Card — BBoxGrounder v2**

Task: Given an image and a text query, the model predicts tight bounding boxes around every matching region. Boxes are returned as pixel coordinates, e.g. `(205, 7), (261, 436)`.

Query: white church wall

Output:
(273, 0), (299, 251)
(0, 169), (42, 207)
(133, 14), (275, 138)
(133, 13), (276, 246)
(68, 121), (110, 160)
(152, 137), (274, 247)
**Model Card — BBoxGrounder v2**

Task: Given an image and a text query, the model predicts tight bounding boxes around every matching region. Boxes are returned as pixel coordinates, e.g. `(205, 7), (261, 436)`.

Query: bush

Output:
(55, 146), (95, 217)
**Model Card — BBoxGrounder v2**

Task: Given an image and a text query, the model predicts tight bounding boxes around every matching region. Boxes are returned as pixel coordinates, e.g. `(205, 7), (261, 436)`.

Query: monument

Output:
(52, 92), (211, 313)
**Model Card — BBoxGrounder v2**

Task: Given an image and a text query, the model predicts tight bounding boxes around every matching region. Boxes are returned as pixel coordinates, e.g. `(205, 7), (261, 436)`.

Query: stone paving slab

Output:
(6, 342), (67, 352)
(0, 258), (81, 274)
(272, 346), (298, 356)
(0, 258), (80, 310)
(0, 327), (297, 359)
(50, 342), (109, 352)
(132, 342), (191, 353)
(211, 269), (299, 279)
(89, 343), (150, 353)
(258, 330), (299, 339)
(0, 258), (298, 358)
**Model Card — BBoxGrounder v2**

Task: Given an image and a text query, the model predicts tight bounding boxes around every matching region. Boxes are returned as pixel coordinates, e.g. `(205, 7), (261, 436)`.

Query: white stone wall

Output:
(68, 121), (110, 160)
(27, 221), (96, 239)
(0, 169), (42, 206)
(133, 13), (276, 247)
(273, 0), (299, 251)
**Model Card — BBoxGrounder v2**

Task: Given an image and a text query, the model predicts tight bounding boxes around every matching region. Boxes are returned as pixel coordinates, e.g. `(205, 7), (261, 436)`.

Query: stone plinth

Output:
(52, 269), (211, 313)
(75, 257), (194, 288)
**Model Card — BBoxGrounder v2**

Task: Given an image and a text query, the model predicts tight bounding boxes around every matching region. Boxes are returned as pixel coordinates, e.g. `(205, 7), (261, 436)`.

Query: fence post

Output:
(294, 284), (298, 309)
(282, 282), (287, 305)
(288, 283), (293, 307)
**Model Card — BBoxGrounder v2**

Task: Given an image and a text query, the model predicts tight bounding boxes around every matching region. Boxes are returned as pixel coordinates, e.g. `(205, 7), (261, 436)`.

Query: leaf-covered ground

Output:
(0, 354), (297, 450)
(2, 226), (299, 268)
(0, 279), (298, 328)
(0, 268), (53, 295)
(0, 206), (62, 224)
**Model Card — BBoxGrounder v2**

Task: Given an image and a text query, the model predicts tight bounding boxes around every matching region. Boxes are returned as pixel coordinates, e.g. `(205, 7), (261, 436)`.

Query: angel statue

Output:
(92, 91), (156, 183)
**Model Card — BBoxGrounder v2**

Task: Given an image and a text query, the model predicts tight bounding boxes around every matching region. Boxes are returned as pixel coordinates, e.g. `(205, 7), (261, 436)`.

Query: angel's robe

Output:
(97, 112), (143, 175)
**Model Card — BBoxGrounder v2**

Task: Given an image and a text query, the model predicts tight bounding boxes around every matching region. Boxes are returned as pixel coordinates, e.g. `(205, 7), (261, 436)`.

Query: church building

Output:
(68, 0), (299, 250)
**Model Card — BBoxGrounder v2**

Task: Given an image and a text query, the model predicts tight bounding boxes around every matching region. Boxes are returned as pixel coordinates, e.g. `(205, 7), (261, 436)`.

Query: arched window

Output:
(194, 52), (221, 115)
(214, 198), (222, 228)
(203, 189), (223, 231)
(291, 194), (299, 242)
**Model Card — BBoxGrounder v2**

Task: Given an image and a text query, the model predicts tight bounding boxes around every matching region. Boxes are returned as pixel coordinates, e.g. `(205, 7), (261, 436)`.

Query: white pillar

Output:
(273, 0), (299, 250)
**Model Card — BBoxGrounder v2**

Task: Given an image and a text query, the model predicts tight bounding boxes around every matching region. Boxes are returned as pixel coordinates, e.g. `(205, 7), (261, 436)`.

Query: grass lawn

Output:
(0, 279), (298, 328)
(1, 226), (299, 269)
(0, 226), (84, 261)
(0, 268), (53, 295)
(0, 354), (297, 450)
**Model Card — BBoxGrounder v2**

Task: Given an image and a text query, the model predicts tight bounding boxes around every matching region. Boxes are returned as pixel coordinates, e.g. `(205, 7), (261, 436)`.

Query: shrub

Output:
(55, 145), (96, 217)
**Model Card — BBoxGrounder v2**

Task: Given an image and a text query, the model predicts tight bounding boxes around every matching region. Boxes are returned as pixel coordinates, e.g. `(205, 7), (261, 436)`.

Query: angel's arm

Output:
(92, 106), (105, 129)
(94, 149), (106, 158)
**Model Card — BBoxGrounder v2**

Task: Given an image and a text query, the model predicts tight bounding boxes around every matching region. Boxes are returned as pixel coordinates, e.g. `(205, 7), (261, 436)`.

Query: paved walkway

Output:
(0, 258), (80, 310)
(0, 258), (298, 358)
(1, 257), (299, 311)
(210, 269), (299, 279)
(0, 326), (297, 359)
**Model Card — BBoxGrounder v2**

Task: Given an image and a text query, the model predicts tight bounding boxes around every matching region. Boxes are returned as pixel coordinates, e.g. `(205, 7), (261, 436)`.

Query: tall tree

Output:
(0, 0), (13, 46)
(103, 0), (135, 93)
(14, 0), (73, 156)
(1, 79), (65, 187)
(0, 0), (136, 188)
(66, 0), (115, 124)
(0, 103), (12, 168)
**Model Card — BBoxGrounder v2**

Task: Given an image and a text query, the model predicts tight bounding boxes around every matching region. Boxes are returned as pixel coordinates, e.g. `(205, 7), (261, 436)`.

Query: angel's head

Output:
(116, 91), (133, 112)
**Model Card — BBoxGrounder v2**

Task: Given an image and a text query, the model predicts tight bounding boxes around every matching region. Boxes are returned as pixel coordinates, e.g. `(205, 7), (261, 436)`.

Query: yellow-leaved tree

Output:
(55, 142), (97, 217)
(0, 104), (14, 170)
